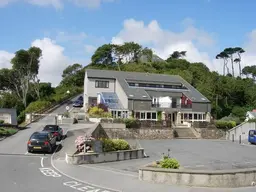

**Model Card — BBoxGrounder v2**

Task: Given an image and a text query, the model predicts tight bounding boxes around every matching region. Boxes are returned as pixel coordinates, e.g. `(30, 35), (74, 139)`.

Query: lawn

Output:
(0, 127), (18, 136)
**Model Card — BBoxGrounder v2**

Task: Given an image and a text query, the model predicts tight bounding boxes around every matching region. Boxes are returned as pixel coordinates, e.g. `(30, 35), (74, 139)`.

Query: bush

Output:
(0, 120), (4, 124)
(112, 139), (130, 150)
(123, 118), (138, 128)
(17, 110), (26, 124)
(215, 120), (236, 129)
(101, 138), (130, 152)
(25, 100), (52, 113)
(160, 158), (180, 169)
(88, 106), (111, 118)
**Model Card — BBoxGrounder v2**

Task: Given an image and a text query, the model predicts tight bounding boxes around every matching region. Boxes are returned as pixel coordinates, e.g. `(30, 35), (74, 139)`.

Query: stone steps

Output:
(174, 127), (197, 139)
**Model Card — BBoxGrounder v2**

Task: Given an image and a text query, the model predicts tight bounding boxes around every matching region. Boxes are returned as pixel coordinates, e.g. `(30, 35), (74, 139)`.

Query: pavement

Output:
(1, 96), (256, 191)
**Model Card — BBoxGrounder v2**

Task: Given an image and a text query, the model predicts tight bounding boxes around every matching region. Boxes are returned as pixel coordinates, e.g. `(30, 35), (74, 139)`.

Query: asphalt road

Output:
(2, 96), (256, 192)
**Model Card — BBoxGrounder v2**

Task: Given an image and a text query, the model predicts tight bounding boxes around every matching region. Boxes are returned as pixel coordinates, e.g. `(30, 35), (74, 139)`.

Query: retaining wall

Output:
(66, 148), (144, 165)
(104, 128), (173, 139)
(139, 167), (256, 188)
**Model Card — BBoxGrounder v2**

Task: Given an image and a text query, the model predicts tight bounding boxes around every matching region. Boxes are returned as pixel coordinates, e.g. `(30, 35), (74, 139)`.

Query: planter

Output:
(66, 148), (145, 165)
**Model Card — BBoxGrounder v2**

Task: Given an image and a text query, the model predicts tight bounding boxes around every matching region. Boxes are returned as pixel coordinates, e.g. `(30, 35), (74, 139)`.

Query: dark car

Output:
(77, 96), (83, 101)
(42, 125), (64, 141)
(73, 100), (83, 107)
(27, 131), (57, 153)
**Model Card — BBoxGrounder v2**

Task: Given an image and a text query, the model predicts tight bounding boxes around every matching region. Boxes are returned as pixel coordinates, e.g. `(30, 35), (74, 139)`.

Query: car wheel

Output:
(48, 146), (52, 153)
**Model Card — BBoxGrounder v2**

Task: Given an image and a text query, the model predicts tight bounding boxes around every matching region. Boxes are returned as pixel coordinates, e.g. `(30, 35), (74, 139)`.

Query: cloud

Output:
(0, 38), (70, 87)
(112, 18), (217, 70)
(31, 38), (69, 86)
(84, 44), (96, 54)
(0, 0), (116, 9)
(0, 51), (14, 68)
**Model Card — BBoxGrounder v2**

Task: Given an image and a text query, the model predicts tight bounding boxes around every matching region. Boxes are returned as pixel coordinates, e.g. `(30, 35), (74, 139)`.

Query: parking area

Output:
(92, 139), (256, 172)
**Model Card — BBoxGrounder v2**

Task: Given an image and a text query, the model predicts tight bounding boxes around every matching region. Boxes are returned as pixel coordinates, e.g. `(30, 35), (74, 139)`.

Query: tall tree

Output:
(216, 51), (229, 75)
(223, 48), (236, 77)
(233, 47), (245, 76)
(166, 51), (186, 61)
(61, 63), (85, 87)
(11, 47), (42, 107)
(91, 44), (114, 66)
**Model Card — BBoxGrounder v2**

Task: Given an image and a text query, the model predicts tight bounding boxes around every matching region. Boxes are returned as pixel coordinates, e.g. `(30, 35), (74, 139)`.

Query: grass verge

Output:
(0, 127), (18, 137)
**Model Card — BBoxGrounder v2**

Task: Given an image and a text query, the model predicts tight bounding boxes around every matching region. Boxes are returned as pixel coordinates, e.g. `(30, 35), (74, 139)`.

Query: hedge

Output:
(101, 139), (130, 152)
(215, 120), (236, 129)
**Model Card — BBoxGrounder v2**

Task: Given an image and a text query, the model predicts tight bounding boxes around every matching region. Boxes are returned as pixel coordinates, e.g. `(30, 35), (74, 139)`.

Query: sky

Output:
(1, 0), (256, 86)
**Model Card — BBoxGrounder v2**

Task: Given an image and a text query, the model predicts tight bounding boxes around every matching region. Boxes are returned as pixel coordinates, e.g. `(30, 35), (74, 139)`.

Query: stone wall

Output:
(195, 128), (225, 139)
(104, 128), (173, 139)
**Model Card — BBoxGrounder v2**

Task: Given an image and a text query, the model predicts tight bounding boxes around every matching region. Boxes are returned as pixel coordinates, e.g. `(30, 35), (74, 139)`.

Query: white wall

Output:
(226, 122), (256, 141)
(83, 72), (88, 109)
(87, 78), (115, 97)
(115, 80), (128, 109)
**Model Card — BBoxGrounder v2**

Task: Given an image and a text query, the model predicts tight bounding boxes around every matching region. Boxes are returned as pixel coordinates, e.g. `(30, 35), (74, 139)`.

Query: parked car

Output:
(73, 100), (83, 107)
(42, 125), (64, 141)
(27, 131), (57, 153)
(77, 95), (83, 101)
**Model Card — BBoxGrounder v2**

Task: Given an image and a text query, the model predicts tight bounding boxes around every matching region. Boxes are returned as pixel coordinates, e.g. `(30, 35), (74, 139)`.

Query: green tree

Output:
(10, 47), (42, 107)
(91, 44), (115, 66)
(216, 51), (229, 75)
(61, 63), (85, 87)
(233, 47), (245, 76)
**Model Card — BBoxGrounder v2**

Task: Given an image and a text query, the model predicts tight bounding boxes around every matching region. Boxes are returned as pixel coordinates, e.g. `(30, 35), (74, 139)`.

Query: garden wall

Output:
(66, 149), (145, 165)
(104, 127), (173, 139)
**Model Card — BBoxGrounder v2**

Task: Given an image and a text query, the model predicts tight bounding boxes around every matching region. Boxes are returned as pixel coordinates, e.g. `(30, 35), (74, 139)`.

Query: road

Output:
(1, 96), (256, 191)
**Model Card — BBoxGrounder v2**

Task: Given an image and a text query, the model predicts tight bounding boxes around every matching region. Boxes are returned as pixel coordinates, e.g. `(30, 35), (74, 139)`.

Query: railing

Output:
(151, 102), (192, 109)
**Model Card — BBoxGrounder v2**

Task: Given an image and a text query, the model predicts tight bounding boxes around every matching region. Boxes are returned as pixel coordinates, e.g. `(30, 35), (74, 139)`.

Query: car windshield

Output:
(44, 125), (58, 131)
(31, 134), (47, 140)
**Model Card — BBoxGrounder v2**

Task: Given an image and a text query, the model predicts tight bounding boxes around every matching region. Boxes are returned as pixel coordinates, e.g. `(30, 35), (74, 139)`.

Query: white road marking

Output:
(24, 152), (28, 155)
(39, 167), (62, 177)
(63, 181), (114, 192)
(79, 165), (137, 178)
(50, 130), (120, 192)
(41, 157), (45, 167)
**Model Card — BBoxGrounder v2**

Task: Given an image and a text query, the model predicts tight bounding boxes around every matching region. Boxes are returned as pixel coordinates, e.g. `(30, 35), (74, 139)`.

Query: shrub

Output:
(75, 136), (86, 152)
(101, 139), (116, 152)
(88, 106), (111, 118)
(101, 138), (130, 152)
(123, 118), (138, 128)
(25, 100), (52, 113)
(0, 120), (4, 124)
(97, 103), (108, 112)
(215, 120), (236, 129)
(17, 110), (26, 124)
(160, 158), (180, 169)
(112, 139), (130, 150)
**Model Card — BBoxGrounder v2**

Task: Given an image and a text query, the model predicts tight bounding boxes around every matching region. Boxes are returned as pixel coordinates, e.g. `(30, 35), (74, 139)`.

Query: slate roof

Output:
(86, 69), (210, 103)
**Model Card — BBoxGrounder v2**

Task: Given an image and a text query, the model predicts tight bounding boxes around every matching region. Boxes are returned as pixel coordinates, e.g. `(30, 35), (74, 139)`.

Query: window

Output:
(198, 114), (202, 120)
(95, 80), (109, 88)
(203, 114), (206, 120)
(140, 112), (145, 119)
(189, 114), (192, 119)
(147, 112), (151, 119)
(194, 114), (198, 120)
(152, 112), (157, 119)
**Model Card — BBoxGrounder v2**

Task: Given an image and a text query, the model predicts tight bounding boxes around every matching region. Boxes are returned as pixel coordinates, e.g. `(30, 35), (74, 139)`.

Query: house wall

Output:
(0, 109), (17, 125)
(115, 80), (128, 109)
(83, 72), (88, 109)
(226, 122), (256, 141)
(133, 100), (152, 111)
(192, 102), (211, 112)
